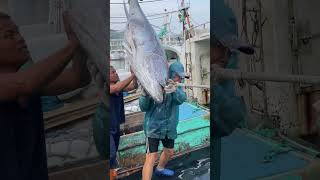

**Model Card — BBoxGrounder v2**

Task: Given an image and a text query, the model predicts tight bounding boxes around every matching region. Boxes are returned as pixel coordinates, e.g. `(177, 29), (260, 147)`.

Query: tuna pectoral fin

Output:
(122, 42), (133, 55)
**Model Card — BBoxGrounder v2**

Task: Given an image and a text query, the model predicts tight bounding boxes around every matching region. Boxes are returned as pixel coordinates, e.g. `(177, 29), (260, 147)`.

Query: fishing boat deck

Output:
(117, 102), (210, 177)
(178, 103), (209, 121)
(119, 146), (210, 180)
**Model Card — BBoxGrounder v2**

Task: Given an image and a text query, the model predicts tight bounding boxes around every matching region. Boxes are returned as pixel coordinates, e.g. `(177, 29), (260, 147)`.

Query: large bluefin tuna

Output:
(123, 0), (169, 103)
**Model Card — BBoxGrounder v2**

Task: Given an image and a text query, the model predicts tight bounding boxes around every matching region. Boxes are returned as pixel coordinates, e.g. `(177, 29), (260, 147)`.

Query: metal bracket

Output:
(297, 20), (313, 55)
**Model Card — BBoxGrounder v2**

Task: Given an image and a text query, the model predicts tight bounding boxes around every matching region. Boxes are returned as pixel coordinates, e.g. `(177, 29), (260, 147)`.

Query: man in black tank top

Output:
(109, 66), (137, 180)
(0, 12), (91, 180)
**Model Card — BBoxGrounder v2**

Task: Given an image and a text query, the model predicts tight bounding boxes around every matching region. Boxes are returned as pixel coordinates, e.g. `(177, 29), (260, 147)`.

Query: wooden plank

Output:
(44, 97), (99, 119)
(45, 107), (96, 130)
(44, 93), (140, 130)
(124, 92), (140, 103)
(121, 112), (145, 131)
(45, 105), (96, 122)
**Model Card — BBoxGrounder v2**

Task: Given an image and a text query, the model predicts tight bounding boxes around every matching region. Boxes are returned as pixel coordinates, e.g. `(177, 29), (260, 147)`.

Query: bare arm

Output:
(110, 74), (134, 94)
(0, 12), (81, 101)
(41, 48), (91, 96)
(124, 76), (138, 92)
(0, 43), (78, 101)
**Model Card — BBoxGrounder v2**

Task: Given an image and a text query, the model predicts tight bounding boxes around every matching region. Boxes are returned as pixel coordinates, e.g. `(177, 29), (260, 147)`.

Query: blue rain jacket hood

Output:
(169, 60), (186, 80)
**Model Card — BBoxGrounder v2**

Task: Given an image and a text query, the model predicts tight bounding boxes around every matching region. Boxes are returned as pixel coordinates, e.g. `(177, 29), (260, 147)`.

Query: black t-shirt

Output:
(110, 92), (125, 134)
(0, 93), (48, 180)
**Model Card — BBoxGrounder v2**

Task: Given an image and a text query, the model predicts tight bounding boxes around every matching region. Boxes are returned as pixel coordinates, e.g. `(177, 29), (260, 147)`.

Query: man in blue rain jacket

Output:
(212, 0), (254, 138)
(212, 1), (255, 179)
(140, 60), (187, 180)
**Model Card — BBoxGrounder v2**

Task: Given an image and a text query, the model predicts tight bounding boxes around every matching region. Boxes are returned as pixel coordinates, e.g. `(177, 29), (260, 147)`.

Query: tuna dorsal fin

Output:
(124, 0), (129, 19)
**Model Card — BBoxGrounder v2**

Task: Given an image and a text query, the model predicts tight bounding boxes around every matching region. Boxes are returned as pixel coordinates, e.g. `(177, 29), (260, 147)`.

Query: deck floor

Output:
(219, 130), (310, 180)
(119, 147), (210, 180)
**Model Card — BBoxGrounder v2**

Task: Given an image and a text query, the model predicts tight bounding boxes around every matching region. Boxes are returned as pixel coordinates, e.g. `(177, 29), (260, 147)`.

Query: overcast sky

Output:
(110, 0), (210, 34)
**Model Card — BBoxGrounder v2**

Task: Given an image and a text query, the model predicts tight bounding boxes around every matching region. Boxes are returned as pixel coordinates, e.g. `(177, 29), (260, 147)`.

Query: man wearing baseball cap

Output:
(212, 0), (254, 138)
(211, 1), (255, 179)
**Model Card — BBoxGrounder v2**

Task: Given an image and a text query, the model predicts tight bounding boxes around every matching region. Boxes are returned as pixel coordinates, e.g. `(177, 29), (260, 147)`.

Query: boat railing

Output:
(162, 39), (184, 46)
(110, 38), (125, 51)
(189, 21), (210, 38)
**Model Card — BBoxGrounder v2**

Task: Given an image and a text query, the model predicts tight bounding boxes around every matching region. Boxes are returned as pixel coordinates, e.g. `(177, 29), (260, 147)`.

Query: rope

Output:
(254, 128), (292, 163)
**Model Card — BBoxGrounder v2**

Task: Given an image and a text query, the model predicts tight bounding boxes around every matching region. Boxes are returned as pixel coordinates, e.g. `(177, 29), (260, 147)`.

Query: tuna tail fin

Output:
(124, 0), (129, 20)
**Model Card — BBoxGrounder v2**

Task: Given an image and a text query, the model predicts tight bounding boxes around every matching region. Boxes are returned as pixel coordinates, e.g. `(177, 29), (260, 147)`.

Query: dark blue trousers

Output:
(110, 130), (120, 169)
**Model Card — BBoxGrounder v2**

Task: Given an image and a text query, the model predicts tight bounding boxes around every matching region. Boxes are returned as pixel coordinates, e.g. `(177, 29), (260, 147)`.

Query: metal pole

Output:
(213, 67), (320, 84)
(177, 83), (210, 89)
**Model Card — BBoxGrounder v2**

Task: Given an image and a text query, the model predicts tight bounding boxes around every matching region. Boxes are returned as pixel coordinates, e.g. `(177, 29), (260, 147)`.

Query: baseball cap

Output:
(169, 60), (186, 79)
(212, 0), (254, 55)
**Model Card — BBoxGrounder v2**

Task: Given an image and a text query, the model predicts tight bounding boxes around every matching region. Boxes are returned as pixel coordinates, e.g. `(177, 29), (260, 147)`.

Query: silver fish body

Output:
(67, 0), (109, 80)
(124, 0), (169, 103)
